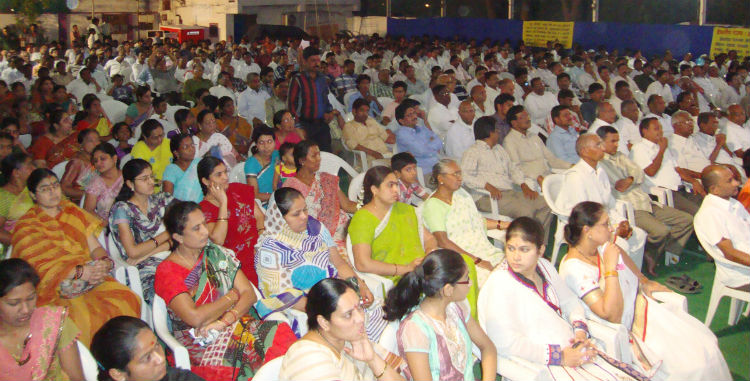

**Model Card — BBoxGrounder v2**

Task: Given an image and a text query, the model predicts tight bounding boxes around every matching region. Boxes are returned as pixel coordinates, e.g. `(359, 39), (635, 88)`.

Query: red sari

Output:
(200, 182), (260, 285)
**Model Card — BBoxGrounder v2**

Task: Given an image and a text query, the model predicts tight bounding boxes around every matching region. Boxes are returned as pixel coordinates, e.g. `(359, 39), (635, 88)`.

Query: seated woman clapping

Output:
(255, 188), (384, 340)
(384, 249), (497, 381)
(558, 202), (731, 381)
(279, 278), (406, 381)
(153, 201), (295, 381)
(91, 316), (205, 381)
(0, 258), (84, 381)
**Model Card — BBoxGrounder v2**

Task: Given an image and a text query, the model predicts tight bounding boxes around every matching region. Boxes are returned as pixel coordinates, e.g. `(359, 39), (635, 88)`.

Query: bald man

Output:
(558, 134), (647, 268)
(725, 104), (749, 158)
(445, 100), (477, 160)
(694, 164), (750, 290)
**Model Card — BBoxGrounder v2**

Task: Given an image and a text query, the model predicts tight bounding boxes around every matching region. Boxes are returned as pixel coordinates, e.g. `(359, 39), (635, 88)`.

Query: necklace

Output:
(573, 247), (599, 267)
(11, 332), (32, 366)
(317, 329), (342, 354)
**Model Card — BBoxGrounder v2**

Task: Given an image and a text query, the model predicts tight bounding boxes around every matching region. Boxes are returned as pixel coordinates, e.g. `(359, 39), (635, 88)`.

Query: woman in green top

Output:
(0, 152), (33, 252)
(182, 64), (213, 104)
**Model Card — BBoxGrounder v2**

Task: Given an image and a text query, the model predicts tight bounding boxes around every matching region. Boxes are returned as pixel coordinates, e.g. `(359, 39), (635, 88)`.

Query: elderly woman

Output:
(283, 140), (357, 249)
(198, 156), (263, 285)
(279, 278), (406, 381)
(0, 258), (84, 381)
(255, 188), (383, 339)
(272, 110), (303, 150)
(60, 128), (100, 203)
(421, 159), (507, 284)
(11, 168), (140, 345)
(558, 202), (730, 381)
(154, 201), (296, 381)
(131, 119), (172, 183)
(108, 159), (173, 305)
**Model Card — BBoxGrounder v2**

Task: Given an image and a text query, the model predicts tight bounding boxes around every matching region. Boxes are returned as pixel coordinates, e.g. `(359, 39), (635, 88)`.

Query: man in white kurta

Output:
(427, 85), (458, 141)
(237, 73), (269, 126)
(643, 95), (673, 138)
(612, 100), (642, 154)
(724, 104), (750, 157)
(445, 101), (477, 160)
(524, 77), (559, 127)
(645, 69), (674, 104)
(557, 134), (647, 267)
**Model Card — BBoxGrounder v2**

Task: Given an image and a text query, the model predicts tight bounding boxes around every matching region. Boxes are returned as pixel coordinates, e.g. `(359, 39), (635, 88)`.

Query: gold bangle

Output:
(374, 362), (387, 379)
(223, 294), (235, 305)
(604, 271), (618, 278)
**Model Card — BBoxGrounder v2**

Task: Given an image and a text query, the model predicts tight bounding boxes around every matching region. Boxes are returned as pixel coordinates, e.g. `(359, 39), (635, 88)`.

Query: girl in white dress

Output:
(558, 201), (731, 381)
(479, 216), (644, 381)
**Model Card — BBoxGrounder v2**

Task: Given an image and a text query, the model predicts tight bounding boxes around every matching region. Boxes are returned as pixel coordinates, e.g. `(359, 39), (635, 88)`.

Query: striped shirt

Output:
(288, 70), (332, 121)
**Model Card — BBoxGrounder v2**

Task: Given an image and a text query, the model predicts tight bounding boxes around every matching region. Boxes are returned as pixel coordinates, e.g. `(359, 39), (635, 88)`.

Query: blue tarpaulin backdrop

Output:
(387, 18), (715, 57)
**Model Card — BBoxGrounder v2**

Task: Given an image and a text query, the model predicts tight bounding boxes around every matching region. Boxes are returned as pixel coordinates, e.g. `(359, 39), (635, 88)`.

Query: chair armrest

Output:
(648, 186), (674, 207)
(152, 296), (191, 370)
(613, 199), (636, 226)
(359, 272), (394, 301)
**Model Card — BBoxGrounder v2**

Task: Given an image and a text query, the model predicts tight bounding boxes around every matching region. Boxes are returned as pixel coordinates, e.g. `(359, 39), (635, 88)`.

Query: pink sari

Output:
(282, 172), (349, 246)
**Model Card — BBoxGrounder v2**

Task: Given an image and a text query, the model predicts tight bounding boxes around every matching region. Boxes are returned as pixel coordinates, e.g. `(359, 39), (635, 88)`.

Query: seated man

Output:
(580, 82), (604, 125)
(598, 126), (694, 275)
(427, 84), (458, 140)
(445, 100), (477, 160)
(469, 84), (490, 117)
(546, 105), (580, 164)
(725, 104), (749, 158)
(209, 71), (238, 105)
(503, 105), (570, 186)
(692, 112), (744, 175)
(524, 77), (559, 127)
(694, 164), (750, 290)
(391, 152), (429, 206)
(558, 134), (647, 267)
(670, 110), (712, 174)
(395, 101), (442, 177)
(630, 116), (704, 215)
(643, 94), (674, 138)
(381, 80), (407, 126)
(460, 116), (553, 237)
(342, 98), (395, 166)
(345, 74), (382, 118)
(588, 101), (617, 135)
(612, 100), (642, 154)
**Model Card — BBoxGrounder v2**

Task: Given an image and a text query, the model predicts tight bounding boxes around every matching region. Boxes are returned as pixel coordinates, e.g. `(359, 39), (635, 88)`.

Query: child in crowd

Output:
(112, 122), (132, 159)
(108, 74), (133, 104)
(391, 152), (428, 206)
(273, 141), (296, 189)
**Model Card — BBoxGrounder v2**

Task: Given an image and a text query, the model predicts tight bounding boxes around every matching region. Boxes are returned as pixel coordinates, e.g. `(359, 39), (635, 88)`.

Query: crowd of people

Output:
(0, 26), (749, 381)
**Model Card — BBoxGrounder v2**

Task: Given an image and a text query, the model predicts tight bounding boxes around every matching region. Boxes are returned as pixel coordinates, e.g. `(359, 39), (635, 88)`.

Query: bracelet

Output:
(474, 257), (482, 265)
(216, 217), (228, 222)
(374, 362), (387, 379)
(604, 271), (618, 278)
(224, 309), (238, 323)
(151, 237), (159, 247)
(74, 265), (83, 280)
(229, 288), (239, 302)
(223, 294), (235, 305)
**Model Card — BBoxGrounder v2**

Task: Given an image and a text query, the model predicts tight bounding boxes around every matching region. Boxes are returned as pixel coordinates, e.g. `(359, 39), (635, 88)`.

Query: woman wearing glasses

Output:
(10, 168), (140, 345)
(108, 159), (174, 305)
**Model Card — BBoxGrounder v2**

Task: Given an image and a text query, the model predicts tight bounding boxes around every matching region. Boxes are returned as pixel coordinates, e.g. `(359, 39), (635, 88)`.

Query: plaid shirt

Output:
(333, 74), (357, 101)
(397, 179), (428, 205)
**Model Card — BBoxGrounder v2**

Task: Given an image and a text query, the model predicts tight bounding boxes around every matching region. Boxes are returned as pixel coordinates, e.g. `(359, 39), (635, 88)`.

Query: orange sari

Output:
(11, 200), (141, 345)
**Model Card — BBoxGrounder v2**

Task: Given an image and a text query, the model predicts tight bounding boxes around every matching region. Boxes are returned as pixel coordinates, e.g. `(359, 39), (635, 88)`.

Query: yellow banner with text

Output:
(522, 21), (575, 49)
(709, 27), (750, 59)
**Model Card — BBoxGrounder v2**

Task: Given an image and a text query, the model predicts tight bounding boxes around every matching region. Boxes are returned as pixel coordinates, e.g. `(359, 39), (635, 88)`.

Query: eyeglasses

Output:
(455, 277), (471, 285)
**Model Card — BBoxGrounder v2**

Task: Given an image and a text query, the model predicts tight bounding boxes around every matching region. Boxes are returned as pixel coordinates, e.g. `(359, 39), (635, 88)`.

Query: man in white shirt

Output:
(612, 100), (642, 154)
(237, 72), (269, 126)
(692, 112), (743, 175)
(643, 94), (673, 137)
(724, 104), (749, 158)
(720, 72), (743, 110)
(524, 77), (559, 127)
(468, 85), (490, 117)
(645, 69), (674, 104)
(588, 102), (617, 135)
(694, 164), (750, 289)
(609, 63), (639, 98)
(427, 85), (458, 141)
(445, 100), (477, 160)
(629, 117), (704, 215)
(483, 71), (501, 113)
(557, 134), (647, 265)
(210, 71), (238, 106)
(66, 67), (108, 101)
(669, 110), (712, 175)
(235, 51), (260, 83)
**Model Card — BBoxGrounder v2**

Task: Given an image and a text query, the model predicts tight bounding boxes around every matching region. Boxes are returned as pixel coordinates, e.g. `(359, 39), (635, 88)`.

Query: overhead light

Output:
(424, 3), (430, 7)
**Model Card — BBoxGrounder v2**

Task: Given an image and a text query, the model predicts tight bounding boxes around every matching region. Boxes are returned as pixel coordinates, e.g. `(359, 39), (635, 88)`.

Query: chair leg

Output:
(728, 299), (746, 326)
(704, 281), (724, 327)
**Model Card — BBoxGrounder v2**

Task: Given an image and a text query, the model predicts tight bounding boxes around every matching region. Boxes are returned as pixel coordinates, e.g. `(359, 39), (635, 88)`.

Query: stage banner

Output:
(522, 21), (574, 49)
(709, 27), (750, 58)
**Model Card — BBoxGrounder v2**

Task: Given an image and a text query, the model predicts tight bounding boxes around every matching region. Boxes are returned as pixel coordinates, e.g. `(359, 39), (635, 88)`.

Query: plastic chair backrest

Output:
(319, 151), (358, 179)
(152, 295), (192, 369)
(229, 163), (246, 184)
(253, 356), (283, 381)
(347, 172), (366, 202)
(120, 154), (133, 170)
(696, 230), (750, 285)
(78, 340), (98, 381)
(19, 134), (32, 149)
(541, 173), (568, 216)
(52, 160), (68, 179)
(100, 99), (129, 124)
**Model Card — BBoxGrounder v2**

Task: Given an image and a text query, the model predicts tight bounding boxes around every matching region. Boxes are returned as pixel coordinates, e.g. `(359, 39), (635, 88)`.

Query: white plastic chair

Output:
(104, 231), (151, 327)
(253, 356), (283, 381)
(343, 91), (358, 111)
(120, 154), (133, 170)
(696, 233), (750, 327)
(377, 96), (394, 111)
(52, 160), (69, 179)
(229, 162), (246, 184)
(77, 340), (98, 381)
(19, 134), (32, 149)
(3, 245), (11, 260)
(319, 151), (358, 180)
(340, 135), (368, 172)
(166, 104), (189, 126)
(152, 295), (192, 370)
(345, 235), (394, 301)
(100, 99), (129, 125)
(649, 186), (679, 265)
(328, 93), (346, 116)
(347, 172), (366, 202)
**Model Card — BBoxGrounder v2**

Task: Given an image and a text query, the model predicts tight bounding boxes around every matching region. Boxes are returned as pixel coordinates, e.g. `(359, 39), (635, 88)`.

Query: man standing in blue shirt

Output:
(395, 102), (443, 177)
(288, 46), (335, 152)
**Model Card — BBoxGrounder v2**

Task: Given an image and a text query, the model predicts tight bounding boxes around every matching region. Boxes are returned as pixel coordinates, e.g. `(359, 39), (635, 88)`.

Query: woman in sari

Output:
(283, 140), (357, 248)
(193, 110), (238, 168)
(0, 258), (84, 381)
(108, 159), (173, 306)
(385, 249), (497, 381)
(216, 96), (252, 157)
(154, 201), (296, 381)
(11, 169), (141, 345)
(0, 153), (33, 254)
(273, 110), (302, 150)
(83, 143), (122, 220)
(125, 86), (154, 131)
(479, 217), (644, 381)
(74, 94), (112, 140)
(131, 119), (172, 183)
(30, 77), (56, 114)
(279, 279), (406, 381)
(558, 202), (730, 381)
(198, 157), (263, 285)
(244, 125), (278, 203)
(255, 188), (383, 339)
(421, 159), (507, 284)
(163, 134), (202, 202)
(29, 110), (73, 168)
(60, 128), (99, 203)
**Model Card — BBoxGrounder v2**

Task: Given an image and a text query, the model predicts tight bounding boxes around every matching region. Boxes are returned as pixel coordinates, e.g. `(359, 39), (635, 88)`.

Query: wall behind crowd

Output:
(387, 17), (718, 58)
